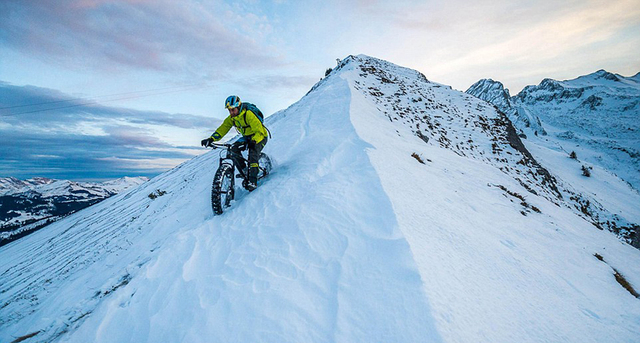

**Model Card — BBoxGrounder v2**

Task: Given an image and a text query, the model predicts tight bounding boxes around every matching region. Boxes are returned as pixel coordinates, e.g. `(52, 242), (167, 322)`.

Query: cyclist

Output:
(201, 95), (268, 191)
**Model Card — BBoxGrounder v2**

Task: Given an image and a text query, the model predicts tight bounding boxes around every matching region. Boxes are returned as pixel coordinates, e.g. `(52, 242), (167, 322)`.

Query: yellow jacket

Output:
(212, 106), (268, 143)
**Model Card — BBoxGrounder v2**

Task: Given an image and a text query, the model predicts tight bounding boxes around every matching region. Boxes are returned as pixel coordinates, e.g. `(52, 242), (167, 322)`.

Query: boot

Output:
(244, 166), (259, 191)
(243, 180), (257, 191)
(248, 166), (258, 183)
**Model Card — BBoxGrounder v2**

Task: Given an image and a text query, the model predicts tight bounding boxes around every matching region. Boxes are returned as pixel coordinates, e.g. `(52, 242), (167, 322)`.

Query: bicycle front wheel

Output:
(211, 163), (234, 215)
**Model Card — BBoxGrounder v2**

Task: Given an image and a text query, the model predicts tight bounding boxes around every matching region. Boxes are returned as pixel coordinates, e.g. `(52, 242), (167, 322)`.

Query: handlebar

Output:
(207, 142), (248, 149)
(208, 142), (233, 149)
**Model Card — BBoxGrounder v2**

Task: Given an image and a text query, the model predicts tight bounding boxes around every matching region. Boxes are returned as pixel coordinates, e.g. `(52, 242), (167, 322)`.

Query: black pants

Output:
(231, 136), (267, 183)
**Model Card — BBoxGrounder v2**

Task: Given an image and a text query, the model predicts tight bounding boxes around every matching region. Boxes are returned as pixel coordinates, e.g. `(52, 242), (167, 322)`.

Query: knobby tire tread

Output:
(211, 163), (234, 215)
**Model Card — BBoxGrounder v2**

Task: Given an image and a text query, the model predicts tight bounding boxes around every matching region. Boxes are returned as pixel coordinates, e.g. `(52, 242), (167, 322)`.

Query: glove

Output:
(201, 137), (214, 147)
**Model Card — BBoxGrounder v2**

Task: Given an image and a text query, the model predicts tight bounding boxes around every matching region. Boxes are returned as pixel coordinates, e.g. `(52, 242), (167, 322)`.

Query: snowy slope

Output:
(1, 55), (640, 343)
(467, 74), (640, 245)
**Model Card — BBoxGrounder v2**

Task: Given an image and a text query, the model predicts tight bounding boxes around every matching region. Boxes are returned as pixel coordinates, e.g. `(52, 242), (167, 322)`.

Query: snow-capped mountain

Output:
(466, 70), (640, 191)
(0, 177), (55, 196)
(466, 78), (546, 136)
(1, 55), (639, 343)
(0, 176), (148, 198)
(0, 176), (148, 245)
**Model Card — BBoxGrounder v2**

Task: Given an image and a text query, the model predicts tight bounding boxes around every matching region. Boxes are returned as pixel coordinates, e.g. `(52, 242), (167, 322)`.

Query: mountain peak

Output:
(592, 69), (620, 81)
(308, 54), (433, 97)
(466, 78), (511, 102)
(330, 55), (431, 85)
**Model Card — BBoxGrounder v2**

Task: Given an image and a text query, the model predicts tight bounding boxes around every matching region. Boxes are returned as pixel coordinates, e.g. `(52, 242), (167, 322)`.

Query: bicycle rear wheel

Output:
(257, 153), (273, 179)
(211, 163), (235, 215)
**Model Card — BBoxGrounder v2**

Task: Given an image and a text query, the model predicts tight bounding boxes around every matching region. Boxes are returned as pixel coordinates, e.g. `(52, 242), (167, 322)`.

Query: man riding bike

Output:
(201, 95), (268, 191)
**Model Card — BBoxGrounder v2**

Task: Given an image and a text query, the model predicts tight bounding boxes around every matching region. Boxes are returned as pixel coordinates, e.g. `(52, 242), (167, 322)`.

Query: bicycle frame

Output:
(209, 142), (267, 181)
(209, 143), (248, 179)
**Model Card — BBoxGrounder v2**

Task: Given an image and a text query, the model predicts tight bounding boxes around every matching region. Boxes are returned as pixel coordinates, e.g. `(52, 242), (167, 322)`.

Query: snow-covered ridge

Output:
(533, 69), (640, 91)
(341, 56), (563, 198)
(1, 55), (639, 343)
(348, 56), (639, 245)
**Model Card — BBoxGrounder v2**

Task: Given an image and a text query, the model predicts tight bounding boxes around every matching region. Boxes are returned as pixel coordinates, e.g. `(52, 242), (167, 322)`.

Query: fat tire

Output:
(211, 163), (234, 215)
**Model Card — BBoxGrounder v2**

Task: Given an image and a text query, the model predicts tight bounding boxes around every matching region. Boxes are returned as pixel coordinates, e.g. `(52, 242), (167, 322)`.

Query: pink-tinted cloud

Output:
(0, 0), (284, 78)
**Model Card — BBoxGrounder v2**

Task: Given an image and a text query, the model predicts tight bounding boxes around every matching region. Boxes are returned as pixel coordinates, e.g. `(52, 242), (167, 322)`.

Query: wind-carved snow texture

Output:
(1, 55), (640, 343)
(466, 73), (640, 246)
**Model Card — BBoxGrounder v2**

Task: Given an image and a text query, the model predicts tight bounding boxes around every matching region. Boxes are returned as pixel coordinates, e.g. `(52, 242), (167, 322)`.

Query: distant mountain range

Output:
(467, 70), (640, 191)
(0, 176), (148, 246)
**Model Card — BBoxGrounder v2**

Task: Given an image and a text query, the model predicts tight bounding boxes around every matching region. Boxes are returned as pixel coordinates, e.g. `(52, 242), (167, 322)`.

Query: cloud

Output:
(320, 0), (640, 92)
(0, 0), (285, 79)
(0, 82), (213, 127)
(0, 82), (218, 180)
(0, 129), (193, 180)
(237, 75), (320, 92)
(425, 0), (640, 70)
(1, 0), (638, 129)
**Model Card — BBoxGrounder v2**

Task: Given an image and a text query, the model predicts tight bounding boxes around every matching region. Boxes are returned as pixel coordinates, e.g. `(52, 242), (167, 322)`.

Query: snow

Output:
(466, 72), (640, 244)
(0, 176), (148, 198)
(467, 71), (640, 193)
(1, 55), (640, 343)
(0, 177), (54, 196)
(523, 129), (640, 217)
(466, 79), (546, 136)
(0, 176), (149, 240)
(26, 177), (148, 198)
(345, 60), (640, 342)
(511, 71), (640, 190)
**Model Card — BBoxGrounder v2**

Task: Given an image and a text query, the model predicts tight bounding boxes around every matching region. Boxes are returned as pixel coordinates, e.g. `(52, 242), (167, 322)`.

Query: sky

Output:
(1, 0), (639, 180)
